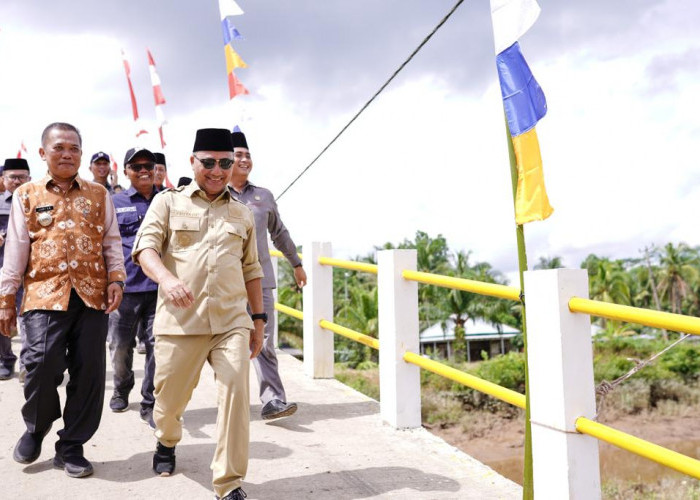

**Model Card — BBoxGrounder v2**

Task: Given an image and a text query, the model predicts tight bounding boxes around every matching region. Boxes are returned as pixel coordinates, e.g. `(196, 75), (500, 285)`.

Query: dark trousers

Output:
(108, 291), (156, 408)
(252, 288), (287, 404)
(0, 333), (16, 369)
(22, 289), (108, 457)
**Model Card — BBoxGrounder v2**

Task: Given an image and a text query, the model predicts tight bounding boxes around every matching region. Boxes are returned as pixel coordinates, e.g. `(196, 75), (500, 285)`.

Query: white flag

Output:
(219, 0), (244, 19)
(490, 0), (541, 54)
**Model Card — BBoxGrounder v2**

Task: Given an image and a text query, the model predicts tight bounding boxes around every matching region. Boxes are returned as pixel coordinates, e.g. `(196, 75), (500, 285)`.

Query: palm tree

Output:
(582, 255), (631, 332)
(656, 242), (699, 315)
(440, 251), (514, 360)
(533, 256), (564, 270)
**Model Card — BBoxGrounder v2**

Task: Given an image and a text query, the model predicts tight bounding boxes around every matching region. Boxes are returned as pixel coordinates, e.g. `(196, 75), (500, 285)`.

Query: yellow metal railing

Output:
(569, 297), (700, 336)
(402, 270), (521, 302)
(270, 249), (303, 260)
(319, 319), (380, 349)
(318, 256), (379, 274)
(275, 303), (303, 320)
(403, 351), (526, 409)
(274, 252), (700, 482)
(576, 417), (700, 479)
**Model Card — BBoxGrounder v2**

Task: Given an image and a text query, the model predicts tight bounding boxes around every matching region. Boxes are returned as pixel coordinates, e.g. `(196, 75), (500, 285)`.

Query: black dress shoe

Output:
(13, 429), (49, 464)
(217, 487), (248, 500)
(53, 454), (94, 478)
(261, 399), (298, 420)
(152, 442), (176, 476)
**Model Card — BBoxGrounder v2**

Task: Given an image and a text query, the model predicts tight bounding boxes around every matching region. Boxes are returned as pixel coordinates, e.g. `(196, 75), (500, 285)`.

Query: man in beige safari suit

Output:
(133, 128), (264, 500)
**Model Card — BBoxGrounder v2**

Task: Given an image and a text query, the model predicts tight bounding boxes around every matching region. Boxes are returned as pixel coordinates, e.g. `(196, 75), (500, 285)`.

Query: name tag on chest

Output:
(116, 206), (138, 214)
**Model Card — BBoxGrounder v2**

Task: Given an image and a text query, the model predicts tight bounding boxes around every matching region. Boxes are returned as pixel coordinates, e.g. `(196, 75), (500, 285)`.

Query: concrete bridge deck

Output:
(0, 337), (521, 499)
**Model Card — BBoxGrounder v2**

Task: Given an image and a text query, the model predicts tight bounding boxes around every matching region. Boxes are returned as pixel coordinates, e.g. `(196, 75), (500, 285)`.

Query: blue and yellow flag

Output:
(491, 0), (552, 224)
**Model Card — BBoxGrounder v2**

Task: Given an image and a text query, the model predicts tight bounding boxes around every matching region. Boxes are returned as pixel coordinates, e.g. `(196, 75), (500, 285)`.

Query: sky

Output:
(0, 0), (698, 283)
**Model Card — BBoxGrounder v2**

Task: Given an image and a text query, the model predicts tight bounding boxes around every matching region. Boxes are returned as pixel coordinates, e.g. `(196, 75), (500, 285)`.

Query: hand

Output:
(160, 275), (195, 309)
(105, 283), (124, 313)
(0, 233), (5, 247)
(249, 320), (264, 359)
(0, 307), (16, 337)
(293, 266), (307, 288)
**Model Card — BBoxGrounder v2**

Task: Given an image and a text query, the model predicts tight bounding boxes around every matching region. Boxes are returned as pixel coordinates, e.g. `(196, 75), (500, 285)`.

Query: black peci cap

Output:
(154, 152), (166, 166)
(192, 128), (233, 152)
(3, 158), (30, 171)
(231, 131), (248, 149)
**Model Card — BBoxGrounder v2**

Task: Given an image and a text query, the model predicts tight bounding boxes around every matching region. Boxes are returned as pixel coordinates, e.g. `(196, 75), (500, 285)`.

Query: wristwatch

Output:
(110, 281), (125, 290)
(251, 312), (268, 323)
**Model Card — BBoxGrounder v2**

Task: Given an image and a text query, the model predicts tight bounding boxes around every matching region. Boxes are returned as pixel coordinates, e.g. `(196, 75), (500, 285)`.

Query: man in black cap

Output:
(153, 152), (168, 191)
(0, 158), (32, 380)
(133, 128), (264, 500)
(89, 151), (123, 195)
(107, 148), (160, 427)
(228, 130), (306, 420)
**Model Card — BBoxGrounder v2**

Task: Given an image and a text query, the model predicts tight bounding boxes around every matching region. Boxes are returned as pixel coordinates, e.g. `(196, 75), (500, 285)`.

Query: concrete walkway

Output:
(0, 336), (521, 499)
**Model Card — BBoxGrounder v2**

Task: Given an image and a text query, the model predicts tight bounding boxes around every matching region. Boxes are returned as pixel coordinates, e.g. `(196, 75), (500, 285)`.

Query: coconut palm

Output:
(656, 242), (700, 315)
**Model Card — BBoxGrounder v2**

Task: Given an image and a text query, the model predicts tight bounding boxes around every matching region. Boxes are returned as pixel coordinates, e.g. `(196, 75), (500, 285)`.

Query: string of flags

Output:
(218, 0), (249, 99)
(489, 0), (553, 225)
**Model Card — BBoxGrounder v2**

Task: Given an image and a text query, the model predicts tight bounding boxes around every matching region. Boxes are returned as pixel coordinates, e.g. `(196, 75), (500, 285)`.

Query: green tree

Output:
(656, 242), (699, 315)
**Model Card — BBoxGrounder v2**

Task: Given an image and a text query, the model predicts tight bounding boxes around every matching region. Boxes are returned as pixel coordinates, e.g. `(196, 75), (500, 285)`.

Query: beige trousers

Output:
(153, 329), (250, 497)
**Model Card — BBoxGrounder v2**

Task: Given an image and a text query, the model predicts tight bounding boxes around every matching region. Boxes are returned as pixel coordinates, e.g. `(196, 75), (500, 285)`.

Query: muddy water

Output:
(485, 440), (700, 486)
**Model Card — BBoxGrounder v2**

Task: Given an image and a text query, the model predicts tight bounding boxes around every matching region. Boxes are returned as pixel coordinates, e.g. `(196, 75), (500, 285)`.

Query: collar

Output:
(229, 180), (256, 195)
(42, 174), (86, 191)
(125, 186), (156, 199)
(183, 181), (232, 202)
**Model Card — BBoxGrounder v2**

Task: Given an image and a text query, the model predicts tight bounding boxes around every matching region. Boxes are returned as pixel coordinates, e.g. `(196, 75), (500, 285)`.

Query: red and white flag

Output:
(121, 49), (149, 138)
(147, 49), (168, 148)
(16, 140), (27, 158)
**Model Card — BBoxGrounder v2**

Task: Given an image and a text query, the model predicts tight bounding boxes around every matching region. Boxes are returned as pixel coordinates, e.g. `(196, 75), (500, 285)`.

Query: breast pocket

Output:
(116, 211), (140, 237)
(170, 216), (201, 252)
(224, 221), (247, 258)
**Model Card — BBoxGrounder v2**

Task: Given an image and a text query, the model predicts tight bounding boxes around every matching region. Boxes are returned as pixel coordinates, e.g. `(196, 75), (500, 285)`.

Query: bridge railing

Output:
(271, 243), (700, 499)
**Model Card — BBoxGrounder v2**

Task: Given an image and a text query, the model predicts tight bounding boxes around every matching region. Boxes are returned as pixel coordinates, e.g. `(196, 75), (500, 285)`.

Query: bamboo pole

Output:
(504, 117), (534, 499)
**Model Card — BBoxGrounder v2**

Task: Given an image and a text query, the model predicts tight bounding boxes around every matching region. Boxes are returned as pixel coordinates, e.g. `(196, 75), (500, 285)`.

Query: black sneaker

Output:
(110, 393), (129, 412)
(53, 454), (94, 478)
(152, 442), (176, 476)
(140, 406), (156, 429)
(13, 429), (50, 464)
(136, 342), (147, 355)
(217, 487), (247, 500)
(0, 364), (14, 380)
(261, 399), (298, 420)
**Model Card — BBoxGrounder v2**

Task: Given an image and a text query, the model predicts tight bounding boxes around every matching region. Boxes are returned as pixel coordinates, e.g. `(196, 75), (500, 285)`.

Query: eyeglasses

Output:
(6, 175), (30, 182)
(193, 154), (233, 170)
(127, 162), (155, 171)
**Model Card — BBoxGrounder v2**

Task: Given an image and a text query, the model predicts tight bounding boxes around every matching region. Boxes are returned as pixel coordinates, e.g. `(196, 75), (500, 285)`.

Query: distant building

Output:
(420, 316), (520, 361)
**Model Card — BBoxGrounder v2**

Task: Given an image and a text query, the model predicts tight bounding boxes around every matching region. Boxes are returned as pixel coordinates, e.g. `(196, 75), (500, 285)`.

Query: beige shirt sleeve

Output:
(132, 191), (170, 263)
(241, 209), (263, 283)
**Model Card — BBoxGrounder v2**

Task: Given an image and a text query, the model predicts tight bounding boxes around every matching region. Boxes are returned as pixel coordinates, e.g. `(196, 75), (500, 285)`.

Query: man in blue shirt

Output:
(0, 159), (32, 381)
(108, 147), (159, 427)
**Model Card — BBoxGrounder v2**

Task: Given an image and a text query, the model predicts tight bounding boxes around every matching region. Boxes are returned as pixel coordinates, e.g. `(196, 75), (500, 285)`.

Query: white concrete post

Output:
(302, 241), (334, 378)
(272, 249), (279, 348)
(378, 249), (421, 429)
(525, 269), (601, 500)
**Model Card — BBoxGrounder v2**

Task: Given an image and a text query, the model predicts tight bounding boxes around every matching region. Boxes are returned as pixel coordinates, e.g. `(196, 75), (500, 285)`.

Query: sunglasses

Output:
(193, 154), (233, 170)
(127, 162), (155, 171)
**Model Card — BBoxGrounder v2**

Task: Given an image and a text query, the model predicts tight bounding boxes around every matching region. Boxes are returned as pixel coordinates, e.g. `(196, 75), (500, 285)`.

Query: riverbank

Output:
(428, 404), (700, 499)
